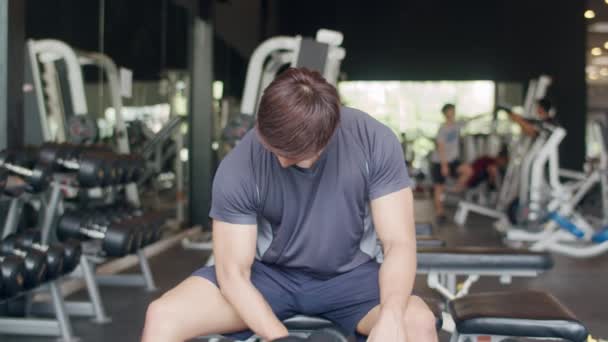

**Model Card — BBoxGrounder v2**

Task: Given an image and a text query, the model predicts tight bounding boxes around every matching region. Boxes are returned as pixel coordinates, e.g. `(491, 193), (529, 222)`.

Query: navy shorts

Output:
(193, 260), (381, 341)
(431, 160), (461, 184)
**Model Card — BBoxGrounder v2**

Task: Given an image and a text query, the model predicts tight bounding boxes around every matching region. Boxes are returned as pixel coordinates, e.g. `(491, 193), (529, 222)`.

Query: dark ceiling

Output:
(24, 0), (585, 82)
(21, 0), (590, 169)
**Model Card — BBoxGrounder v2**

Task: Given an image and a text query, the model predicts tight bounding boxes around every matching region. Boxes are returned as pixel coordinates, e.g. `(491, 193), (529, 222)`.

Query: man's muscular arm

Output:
(507, 111), (538, 137)
(373, 187), (416, 313)
(367, 187), (416, 341)
(213, 220), (288, 340)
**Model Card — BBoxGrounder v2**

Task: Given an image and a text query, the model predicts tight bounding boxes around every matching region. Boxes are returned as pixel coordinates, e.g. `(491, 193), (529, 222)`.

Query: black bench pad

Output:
(417, 247), (553, 270)
(449, 290), (588, 342)
(416, 222), (433, 236)
(284, 297), (443, 332)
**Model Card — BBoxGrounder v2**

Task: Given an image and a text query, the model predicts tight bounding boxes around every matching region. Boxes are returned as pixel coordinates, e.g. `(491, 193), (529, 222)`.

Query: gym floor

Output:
(2, 199), (607, 342)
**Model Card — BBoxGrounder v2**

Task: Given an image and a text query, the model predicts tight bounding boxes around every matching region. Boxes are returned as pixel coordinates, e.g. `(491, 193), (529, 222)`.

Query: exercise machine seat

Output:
(283, 297), (444, 332)
(416, 222), (433, 236)
(416, 236), (445, 248)
(417, 247), (553, 270)
(449, 290), (588, 342)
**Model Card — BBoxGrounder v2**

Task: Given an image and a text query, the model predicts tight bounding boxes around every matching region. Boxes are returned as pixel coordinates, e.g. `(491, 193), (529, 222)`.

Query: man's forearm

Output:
(508, 112), (537, 136)
(218, 273), (287, 340)
(379, 242), (416, 313)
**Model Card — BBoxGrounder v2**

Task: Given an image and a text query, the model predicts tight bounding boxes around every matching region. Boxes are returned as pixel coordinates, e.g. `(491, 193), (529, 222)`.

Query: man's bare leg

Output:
(433, 184), (445, 218)
(142, 277), (247, 342)
(454, 163), (473, 192)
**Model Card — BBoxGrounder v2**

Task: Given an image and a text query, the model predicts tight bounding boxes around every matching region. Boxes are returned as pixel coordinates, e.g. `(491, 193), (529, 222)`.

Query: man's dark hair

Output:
(537, 98), (552, 113)
(256, 68), (340, 159)
(441, 103), (455, 115)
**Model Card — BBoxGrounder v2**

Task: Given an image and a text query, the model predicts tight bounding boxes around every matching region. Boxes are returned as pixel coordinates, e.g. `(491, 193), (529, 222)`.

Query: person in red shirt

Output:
(466, 147), (509, 189)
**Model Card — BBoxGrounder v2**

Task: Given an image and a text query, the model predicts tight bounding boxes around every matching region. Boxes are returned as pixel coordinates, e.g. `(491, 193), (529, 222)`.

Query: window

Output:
(339, 81), (495, 167)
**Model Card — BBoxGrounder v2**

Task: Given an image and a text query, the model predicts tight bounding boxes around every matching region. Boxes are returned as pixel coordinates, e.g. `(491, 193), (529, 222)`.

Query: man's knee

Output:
(145, 298), (178, 337)
(405, 297), (437, 338)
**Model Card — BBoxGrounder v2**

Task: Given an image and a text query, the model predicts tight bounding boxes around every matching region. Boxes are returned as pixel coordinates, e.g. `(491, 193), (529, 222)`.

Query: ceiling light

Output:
(589, 73), (599, 80)
(585, 10), (596, 19)
(605, 0), (608, 4)
(592, 47), (603, 56)
(601, 68), (608, 76)
(604, 42), (608, 49)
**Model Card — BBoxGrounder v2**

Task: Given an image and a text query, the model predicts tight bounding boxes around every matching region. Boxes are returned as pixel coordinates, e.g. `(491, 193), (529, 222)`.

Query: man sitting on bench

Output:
(465, 147), (509, 190)
(141, 68), (437, 342)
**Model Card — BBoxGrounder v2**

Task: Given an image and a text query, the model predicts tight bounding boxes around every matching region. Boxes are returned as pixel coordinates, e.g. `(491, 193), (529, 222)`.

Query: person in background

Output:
(466, 146), (509, 190)
(503, 98), (557, 137)
(430, 104), (485, 223)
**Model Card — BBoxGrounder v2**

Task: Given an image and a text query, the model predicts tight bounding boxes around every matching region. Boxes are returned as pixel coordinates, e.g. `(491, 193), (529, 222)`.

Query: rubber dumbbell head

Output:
(78, 152), (106, 187)
(20, 230), (80, 274)
(0, 244), (47, 289)
(60, 239), (82, 273)
(0, 255), (25, 299)
(58, 212), (135, 257)
(11, 233), (65, 280)
(101, 222), (136, 257)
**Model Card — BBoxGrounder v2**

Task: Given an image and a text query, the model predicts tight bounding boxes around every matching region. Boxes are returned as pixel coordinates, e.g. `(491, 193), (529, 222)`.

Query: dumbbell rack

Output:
(27, 181), (157, 322)
(0, 194), (78, 341)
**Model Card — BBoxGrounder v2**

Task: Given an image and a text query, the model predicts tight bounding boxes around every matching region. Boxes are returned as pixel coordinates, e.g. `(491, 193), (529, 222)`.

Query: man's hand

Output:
(367, 307), (407, 342)
(440, 163), (449, 177)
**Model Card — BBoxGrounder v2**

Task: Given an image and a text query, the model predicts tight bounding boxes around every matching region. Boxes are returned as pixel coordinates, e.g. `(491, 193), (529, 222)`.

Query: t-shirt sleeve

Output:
(209, 156), (258, 225)
(436, 125), (448, 144)
(368, 131), (413, 200)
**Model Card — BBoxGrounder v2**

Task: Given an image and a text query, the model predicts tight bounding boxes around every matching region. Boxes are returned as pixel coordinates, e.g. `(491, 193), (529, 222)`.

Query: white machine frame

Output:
(455, 76), (551, 226)
(240, 29), (345, 116)
(506, 121), (608, 258)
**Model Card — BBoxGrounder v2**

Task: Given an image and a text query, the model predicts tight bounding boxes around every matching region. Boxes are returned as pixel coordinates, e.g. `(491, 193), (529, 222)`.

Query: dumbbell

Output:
(101, 208), (163, 246)
(82, 150), (122, 186)
(121, 154), (145, 183)
(85, 209), (147, 252)
(271, 329), (348, 342)
(0, 241), (47, 289)
(0, 150), (51, 192)
(2, 234), (64, 281)
(62, 144), (129, 186)
(58, 212), (136, 257)
(38, 143), (108, 187)
(0, 255), (25, 299)
(19, 230), (82, 274)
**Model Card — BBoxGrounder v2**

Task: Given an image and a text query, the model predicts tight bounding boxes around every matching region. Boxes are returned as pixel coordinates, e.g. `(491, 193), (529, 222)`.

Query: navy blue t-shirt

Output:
(209, 107), (412, 276)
